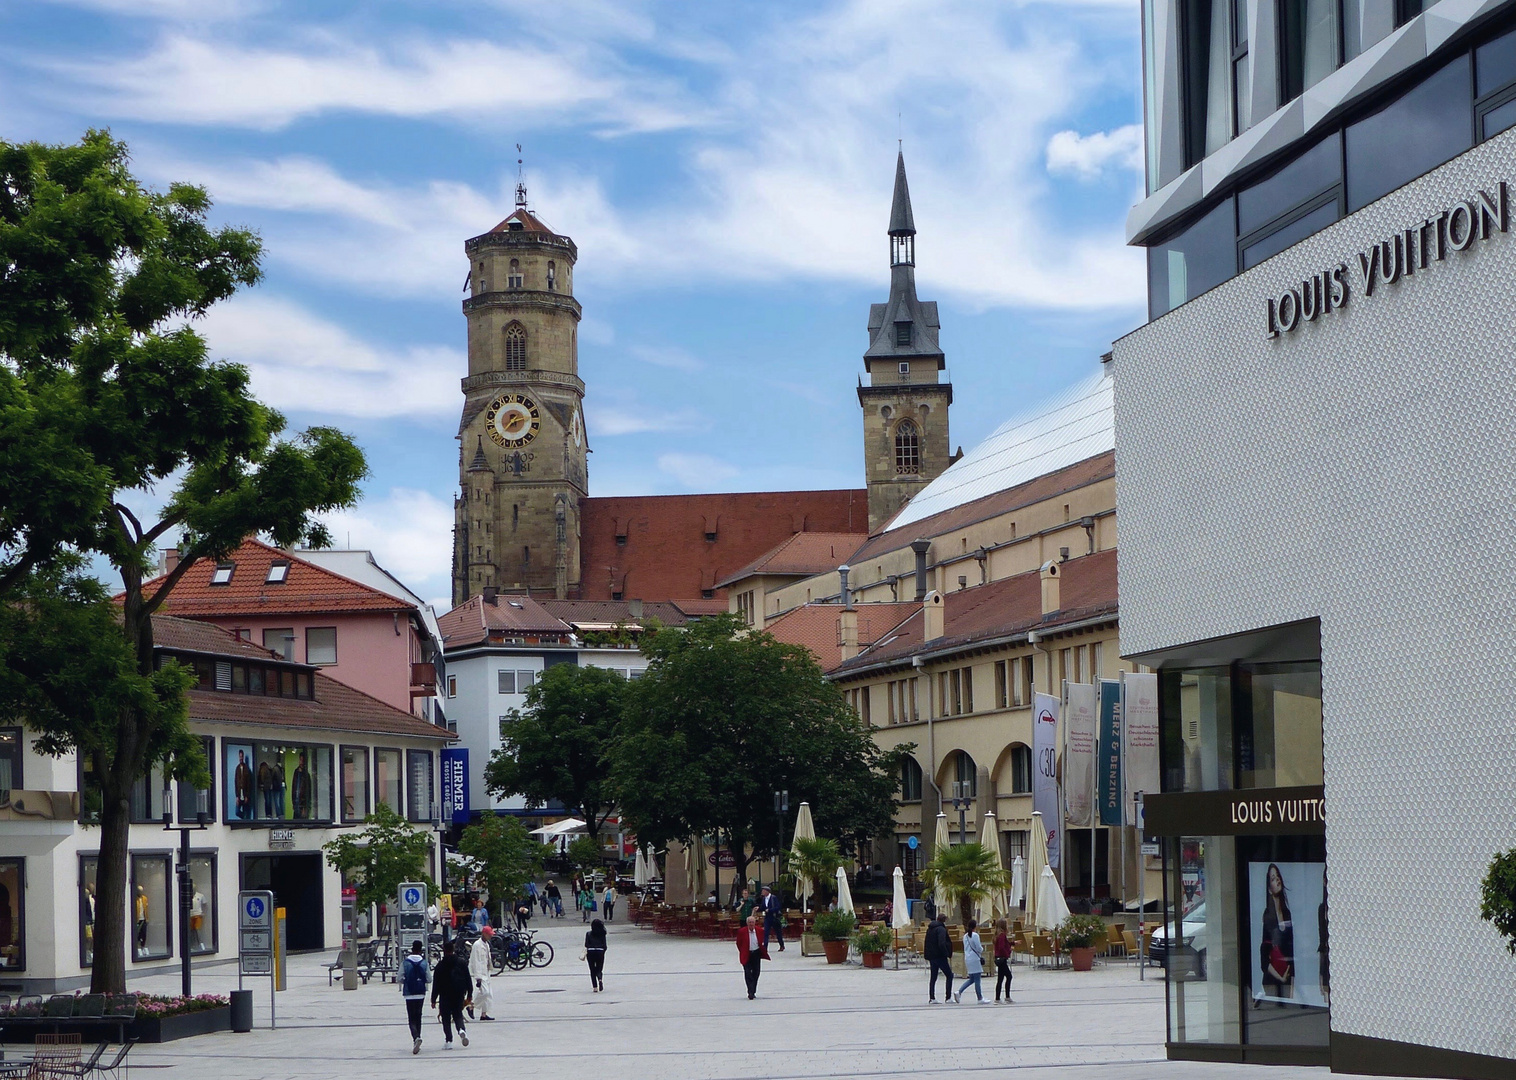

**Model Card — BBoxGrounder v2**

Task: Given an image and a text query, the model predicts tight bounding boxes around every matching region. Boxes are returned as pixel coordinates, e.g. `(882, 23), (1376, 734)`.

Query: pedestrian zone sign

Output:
(907, 836), (919, 850)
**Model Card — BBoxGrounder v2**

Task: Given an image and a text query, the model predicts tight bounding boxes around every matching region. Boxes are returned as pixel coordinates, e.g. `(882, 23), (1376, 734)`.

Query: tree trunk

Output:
(91, 787), (133, 993)
(959, 896), (974, 927)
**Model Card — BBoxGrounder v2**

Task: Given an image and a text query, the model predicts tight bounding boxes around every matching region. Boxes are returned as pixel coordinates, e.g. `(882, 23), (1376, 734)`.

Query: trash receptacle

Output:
(230, 989), (253, 1032)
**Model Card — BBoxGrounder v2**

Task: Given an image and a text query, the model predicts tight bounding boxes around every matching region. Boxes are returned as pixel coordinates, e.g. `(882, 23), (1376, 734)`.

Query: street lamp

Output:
(162, 780), (209, 998)
(772, 790), (789, 891)
(949, 781), (972, 845)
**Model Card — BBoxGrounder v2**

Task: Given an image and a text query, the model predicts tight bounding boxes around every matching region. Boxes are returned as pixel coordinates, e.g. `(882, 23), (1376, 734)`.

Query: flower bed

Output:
(127, 993), (229, 1019)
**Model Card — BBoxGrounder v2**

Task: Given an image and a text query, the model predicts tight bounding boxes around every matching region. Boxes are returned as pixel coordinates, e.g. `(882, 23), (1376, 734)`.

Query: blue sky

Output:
(2, 0), (1147, 608)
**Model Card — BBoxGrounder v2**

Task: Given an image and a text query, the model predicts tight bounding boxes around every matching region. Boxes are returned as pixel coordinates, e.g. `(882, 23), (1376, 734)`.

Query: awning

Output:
(529, 817), (587, 838)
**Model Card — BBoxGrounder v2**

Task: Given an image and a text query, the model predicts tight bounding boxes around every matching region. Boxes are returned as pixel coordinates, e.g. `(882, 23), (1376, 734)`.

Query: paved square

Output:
(50, 920), (1403, 1079)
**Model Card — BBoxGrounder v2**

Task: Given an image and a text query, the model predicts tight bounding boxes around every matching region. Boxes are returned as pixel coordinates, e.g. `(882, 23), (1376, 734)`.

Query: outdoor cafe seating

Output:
(0, 993), (137, 1079)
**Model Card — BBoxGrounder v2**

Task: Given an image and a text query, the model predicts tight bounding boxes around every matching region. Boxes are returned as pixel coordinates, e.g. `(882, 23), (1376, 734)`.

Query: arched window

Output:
(895, 420), (921, 475)
(1010, 744), (1032, 794)
(953, 750), (977, 798)
(504, 323), (527, 370)
(546, 260), (556, 292)
(508, 258), (523, 289)
(900, 756), (923, 802)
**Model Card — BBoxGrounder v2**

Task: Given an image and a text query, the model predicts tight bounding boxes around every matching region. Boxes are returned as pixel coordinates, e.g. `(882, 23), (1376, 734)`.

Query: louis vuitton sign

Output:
(1265, 181), (1508, 338)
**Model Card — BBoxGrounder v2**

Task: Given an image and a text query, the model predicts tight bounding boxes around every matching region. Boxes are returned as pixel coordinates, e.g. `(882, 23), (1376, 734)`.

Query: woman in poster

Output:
(1258, 862), (1294, 1004)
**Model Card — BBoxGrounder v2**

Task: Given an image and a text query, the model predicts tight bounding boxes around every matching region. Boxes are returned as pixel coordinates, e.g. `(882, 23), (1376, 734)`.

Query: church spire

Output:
(889, 151), (915, 266)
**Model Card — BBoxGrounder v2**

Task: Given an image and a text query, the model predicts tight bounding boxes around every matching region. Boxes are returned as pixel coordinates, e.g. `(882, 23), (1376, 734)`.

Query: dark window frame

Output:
(406, 749), (435, 823)
(305, 626), (338, 666)
(375, 746), (404, 815)
(0, 726), (22, 793)
(0, 856), (25, 973)
(130, 849), (175, 962)
(900, 756), (924, 803)
(340, 744), (371, 824)
(176, 735), (217, 825)
(186, 849), (219, 956)
(79, 853), (99, 967)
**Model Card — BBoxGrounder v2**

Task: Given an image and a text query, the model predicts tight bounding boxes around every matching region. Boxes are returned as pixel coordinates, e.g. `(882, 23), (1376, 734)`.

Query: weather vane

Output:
(515, 143), (527, 208)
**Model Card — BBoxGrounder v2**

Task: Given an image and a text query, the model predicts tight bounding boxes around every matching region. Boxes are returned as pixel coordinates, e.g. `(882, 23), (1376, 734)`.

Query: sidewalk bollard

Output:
(341, 948), (358, 990)
(230, 989), (253, 1032)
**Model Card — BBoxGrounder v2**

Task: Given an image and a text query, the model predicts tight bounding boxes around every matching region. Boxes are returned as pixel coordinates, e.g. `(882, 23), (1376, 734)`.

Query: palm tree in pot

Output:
(922, 842), (1009, 926)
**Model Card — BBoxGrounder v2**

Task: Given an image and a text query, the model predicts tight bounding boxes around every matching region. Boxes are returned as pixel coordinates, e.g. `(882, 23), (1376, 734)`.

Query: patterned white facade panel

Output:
(1112, 129), (1516, 1060)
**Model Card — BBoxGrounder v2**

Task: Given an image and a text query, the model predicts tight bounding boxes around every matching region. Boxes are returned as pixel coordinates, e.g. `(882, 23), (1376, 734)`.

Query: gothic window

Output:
(546, 261), (556, 291)
(504, 323), (527, 370)
(508, 259), (523, 289)
(895, 419), (921, 475)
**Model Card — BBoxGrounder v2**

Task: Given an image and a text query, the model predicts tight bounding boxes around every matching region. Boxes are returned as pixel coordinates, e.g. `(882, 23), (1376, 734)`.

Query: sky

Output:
(1, 0), (1147, 609)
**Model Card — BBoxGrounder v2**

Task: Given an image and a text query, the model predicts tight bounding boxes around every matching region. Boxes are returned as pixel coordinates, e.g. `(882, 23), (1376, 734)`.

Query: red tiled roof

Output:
(831, 548), (1119, 675)
(438, 593), (571, 649)
(538, 600), (689, 627)
(764, 602), (920, 672)
(153, 615), (282, 660)
(669, 599), (730, 617)
(489, 208), (561, 236)
(144, 538), (409, 617)
(579, 490), (867, 604)
(715, 531), (868, 588)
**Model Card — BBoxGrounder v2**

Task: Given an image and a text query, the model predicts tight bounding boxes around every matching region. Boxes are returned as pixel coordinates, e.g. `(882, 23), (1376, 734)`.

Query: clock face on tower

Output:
(485, 393), (541, 448)
(569, 406), (584, 448)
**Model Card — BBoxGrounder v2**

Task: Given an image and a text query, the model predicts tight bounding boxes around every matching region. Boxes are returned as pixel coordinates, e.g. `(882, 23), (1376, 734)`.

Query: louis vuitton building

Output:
(1111, 1), (1516, 1076)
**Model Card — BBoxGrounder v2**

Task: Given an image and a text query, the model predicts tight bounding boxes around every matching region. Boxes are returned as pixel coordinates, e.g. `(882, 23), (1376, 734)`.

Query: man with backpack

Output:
(399, 940), (430, 1054)
(431, 938), (473, 1050)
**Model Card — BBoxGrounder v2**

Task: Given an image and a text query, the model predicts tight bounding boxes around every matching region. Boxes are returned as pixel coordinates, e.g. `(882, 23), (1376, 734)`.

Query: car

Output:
(1148, 900), (1207, 978)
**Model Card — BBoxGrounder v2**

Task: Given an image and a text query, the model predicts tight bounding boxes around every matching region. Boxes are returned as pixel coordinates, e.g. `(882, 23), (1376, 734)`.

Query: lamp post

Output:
(772, 789), (789, 892)
(949, 781), (972, 845)
(162, 780), (209, 997)
(431, 802), (451, 945)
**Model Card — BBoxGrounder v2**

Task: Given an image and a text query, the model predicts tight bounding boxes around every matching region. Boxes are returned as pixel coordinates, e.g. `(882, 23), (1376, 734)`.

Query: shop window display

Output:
(131, 853), (172, 961)
(188, 853), (217, 954)
(406, 749), (434, 822)
(376, 748), (403, 813)
(0, 859), (23, 971)
(177, 735), (216, 823)
(225, 740), (332, 822)
(80, 856), (98, 966)
(341, 746), (369, 823)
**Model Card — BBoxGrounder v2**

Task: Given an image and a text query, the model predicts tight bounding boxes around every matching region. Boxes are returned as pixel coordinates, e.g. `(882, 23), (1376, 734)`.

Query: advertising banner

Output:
(1096, 679), (1123, 826)
(440, 748), (470, 824)
(1063, 682), (1097, 828)
(1032, 692), (1061, 869)
(1123, 672), (1160, 824)
(1247, 861), (1328, 1008)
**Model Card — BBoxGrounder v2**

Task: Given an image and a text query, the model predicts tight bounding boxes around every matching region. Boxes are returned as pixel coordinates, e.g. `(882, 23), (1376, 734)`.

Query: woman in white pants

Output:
(468, 926), (496, 1021)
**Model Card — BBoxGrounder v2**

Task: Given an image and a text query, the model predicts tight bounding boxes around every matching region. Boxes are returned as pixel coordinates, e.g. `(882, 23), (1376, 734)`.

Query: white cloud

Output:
(195, 294), (463, 418)
(584, 392), (708, 436)
(1046, 124), (1144, 179)
(656, 452), (738, 488)
(38, 0), (259, 17)
(629, 344), (703, 372)
(318, 488), (454, 604)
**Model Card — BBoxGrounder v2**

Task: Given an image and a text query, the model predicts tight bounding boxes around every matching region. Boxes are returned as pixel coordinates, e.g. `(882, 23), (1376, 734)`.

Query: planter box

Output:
(861, 951), (885, 969)
(128, 1007), (232, 1043)
(800, 932), (822, 957)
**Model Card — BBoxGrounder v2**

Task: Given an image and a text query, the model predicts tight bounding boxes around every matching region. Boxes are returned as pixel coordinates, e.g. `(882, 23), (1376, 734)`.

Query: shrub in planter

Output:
(1058, 914), (1107, 972)
(853, 924), (892, 969)
(814, 910), (856, 964)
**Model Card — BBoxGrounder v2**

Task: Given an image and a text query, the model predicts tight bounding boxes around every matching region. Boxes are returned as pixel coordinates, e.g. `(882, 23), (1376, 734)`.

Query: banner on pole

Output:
(1032, 691), (1061, 869)
(1122, 672), (1160, 824)
(1064, 682), (1097, 828)
(1097, 679), (1124, 826)
(440, 748), (470, 824)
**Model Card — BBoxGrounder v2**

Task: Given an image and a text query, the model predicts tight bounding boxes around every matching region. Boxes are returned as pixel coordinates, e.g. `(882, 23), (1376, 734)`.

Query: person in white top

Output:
(468, 926), (496, 1021)
(954, 919), (987, 1003)
(602, 883), (617, 922)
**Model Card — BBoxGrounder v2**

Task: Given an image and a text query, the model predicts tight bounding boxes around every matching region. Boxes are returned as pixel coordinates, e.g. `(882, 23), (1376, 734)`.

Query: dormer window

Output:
(895, 321), (911, 346)
(265, 561), (290, 584)
(210, 563), (235, 585)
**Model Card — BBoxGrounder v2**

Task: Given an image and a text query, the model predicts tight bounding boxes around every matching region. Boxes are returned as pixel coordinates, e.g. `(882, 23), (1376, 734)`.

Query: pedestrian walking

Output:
(399, 940), (430, 1054)
(584, 917), (608, 991)
(954, 919), (986, 1003)
(468, 926), (496, 1021)
(539, 887), (550, 916)
(431, 938), (472, 1049)
(546, 880), (563, 917)
(737, 887), (754, 921)
(924, 913), (953, 1003)
(758, 884), (785, 951)
(993, 919), (1014, 1003)
(735, 914), (770, 999)
(603, 883), (617, 922)
(580, 885), (594, 923)
(515, 896), (532, 930)
(469, 897), (490, 933)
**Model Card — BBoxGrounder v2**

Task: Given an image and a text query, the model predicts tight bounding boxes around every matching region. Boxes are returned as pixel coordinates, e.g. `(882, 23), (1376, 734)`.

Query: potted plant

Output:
(921, 842), (1009, 925)
(1058, 914), (1107, 972)
(852, 923), (892, 968)
(813, 909), (856, 964)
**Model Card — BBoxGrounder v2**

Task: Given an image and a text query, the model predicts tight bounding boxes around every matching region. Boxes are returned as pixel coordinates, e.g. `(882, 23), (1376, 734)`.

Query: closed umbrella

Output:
(686, 837), (707, 902)
(634, 847), (649, 887)
(834, 865), (855, 915)
(932, 812), (952, 917)
(891, 866), (911, 929)
(1035, 865), (1071, 931)
(1026, 811), (1050, 931)
(790, 802), (816, 912)
(975, 811), (1008, 926)
(1010, 856), (1026, 909)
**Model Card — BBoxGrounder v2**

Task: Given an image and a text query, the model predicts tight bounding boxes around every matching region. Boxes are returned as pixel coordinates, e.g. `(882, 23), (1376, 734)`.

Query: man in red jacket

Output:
(735, 914), (770, 999)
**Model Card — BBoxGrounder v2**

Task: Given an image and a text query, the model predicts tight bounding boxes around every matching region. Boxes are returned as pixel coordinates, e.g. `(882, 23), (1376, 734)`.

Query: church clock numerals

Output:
(485, 392), (542, 448)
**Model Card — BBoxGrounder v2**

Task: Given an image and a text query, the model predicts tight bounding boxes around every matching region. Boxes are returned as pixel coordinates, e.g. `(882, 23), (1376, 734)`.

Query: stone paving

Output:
(25, 918), (1407, 1079)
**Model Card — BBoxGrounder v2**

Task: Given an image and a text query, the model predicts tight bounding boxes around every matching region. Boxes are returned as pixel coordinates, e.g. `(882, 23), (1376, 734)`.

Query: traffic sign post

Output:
(238, 891), (277, 1028)
(397, 882), (428, 937)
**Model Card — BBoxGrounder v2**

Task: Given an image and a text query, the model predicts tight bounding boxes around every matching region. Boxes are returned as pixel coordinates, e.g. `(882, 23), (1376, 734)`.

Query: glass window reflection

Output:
(1237, 135), (1342, 237)
(1147, 197), (1237, 318)
(132, 853), (172, 961)
(1346, 55), (1473, 211)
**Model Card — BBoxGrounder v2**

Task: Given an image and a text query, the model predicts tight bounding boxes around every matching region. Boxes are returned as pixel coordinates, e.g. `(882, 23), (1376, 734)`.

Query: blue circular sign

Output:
(245, 897), (265, 920)
(404, 887), (422, 906)
(906, 836), (919, 850)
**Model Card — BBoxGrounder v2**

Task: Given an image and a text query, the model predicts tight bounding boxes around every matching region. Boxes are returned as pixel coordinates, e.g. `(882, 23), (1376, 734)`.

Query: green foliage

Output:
(813, 909), (857, 941)
(456, 815), (543, 909)
(485, 663), (627, 833)
(322, 805), (436, 912)
(1480, 848), (1516, 955)
(577, 620), (653, 649)
(1057, 913), (1107, 950)
(852, 923), (893, 953)
(789, 836), (842, 905)
(609, 614), (908, 883)
(922, 843), (1009, 926)
(566, 834), (603, 872)
(0, 131), (367, 991)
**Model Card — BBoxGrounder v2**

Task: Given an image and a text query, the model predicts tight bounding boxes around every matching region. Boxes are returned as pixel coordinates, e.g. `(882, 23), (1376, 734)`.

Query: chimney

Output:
(910, 539), (931, 601)
(1039, 560), (1061, 615)
(628, 598), (643, 620)
(923, 589), (945, 641)
(483, 586), (499, 606)
(838, 564), (853, 610)
(160, 547), (181, 576)
(838, 609), (859, 661)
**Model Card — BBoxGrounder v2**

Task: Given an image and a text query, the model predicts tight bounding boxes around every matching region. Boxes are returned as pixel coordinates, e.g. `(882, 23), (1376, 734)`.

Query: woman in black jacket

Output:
(585, 918), (607, 992)
(1258, 862), (1294, 1005)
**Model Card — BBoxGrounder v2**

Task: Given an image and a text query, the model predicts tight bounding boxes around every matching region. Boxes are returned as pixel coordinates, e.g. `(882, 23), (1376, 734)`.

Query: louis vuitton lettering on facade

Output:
(1265, 181), (1508, 338)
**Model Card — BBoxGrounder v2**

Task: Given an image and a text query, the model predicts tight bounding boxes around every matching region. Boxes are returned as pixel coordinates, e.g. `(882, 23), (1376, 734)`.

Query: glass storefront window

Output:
(0, 859), (23, 971)
(407, 750), (434, 822)
(80, 856), (98, 966)
(1165, 836), (1242, 1046)
(188, 853), (217, 955)
(131, 853), (172, 961)
(177, 736), (216, 824)
(1147, 197), (1237, 319)
(1162, 667), (1233, 792)
(1345, 54), (1473, 212)
(130, 764), (168, 823)
(341, 746), (369, 823)
(376, 748), (403, 813)
(0, 728), (22, 793)
(1238, 836), (1330, 1046)
(225, 741), (333, 822)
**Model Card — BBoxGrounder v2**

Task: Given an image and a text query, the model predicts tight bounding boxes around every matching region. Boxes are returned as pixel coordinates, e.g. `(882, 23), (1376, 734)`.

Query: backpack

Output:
(399, 955), (429, 996)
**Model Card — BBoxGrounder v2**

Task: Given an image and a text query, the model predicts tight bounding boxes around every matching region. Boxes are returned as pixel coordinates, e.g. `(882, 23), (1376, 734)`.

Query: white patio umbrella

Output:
(790, 801), (816, 912)
(834, 865), (855, 915)
(975, 811), (1008, 927)
(686, 837), (707, 902)
(1010, 856), (1026, 909)
(529, 817), (587, 838)
(891, 866), (911, 929)
(932, 812), (952, 917)
(1035, 865), (1071, 931)
(1026, 811), (1050, 930)
(634, 847), (650, 887)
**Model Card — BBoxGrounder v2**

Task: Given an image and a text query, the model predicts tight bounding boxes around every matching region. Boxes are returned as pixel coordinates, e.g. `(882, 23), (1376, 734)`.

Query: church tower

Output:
(453, 181), (587, 604)
(858, 152), (953, 533)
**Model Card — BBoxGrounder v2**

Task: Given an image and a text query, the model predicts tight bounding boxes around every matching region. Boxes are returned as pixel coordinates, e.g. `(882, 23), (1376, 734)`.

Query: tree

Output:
(922, 842), (1009, 926)
(322, 804), (437, 913)
(566, 834), (603, 874)
(484, 663), (627, 834)
(457, 815), (544, 918)
(0, 132), (367, 990)
(609, 614), (909, 890)
(1480, 848), (1516, 955)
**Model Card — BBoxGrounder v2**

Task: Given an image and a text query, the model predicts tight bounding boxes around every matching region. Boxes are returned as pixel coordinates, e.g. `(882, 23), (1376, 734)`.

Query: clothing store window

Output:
(131, 853), (173, 961)
(225, 741), (333, 822)
(188, 853), (218, 955)
(341, 746), (370, 823)
(406, 750), (434, 822)
(177, 736), (216, 824)
(376, 748), (403, 813)
(130, 764), (169, 823)
(0, 859), (23, 971)
(79, 856), (99, 966)
(0, 728), (21, 793)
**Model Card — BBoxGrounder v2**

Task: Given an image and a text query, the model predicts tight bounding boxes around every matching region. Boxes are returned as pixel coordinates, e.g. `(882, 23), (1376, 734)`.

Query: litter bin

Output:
(230, 989), (254, 1032)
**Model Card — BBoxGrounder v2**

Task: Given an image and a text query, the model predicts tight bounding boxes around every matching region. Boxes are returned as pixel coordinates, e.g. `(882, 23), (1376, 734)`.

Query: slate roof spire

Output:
(889, 151), (915, 268)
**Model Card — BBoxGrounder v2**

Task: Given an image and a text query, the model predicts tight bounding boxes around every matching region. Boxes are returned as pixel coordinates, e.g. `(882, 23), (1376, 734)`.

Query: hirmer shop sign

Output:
(1264, 181), (1508, 338)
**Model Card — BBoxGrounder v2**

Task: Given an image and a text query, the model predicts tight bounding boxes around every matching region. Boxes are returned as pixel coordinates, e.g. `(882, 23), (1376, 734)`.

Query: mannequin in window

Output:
(234, 750), (253, 820)
(135, 886), (149, 956)
(292, 751), (311, 819)
(272, 756), (287, 817)
(190, 883), (205, 950)
(258, 758), (273, 817)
